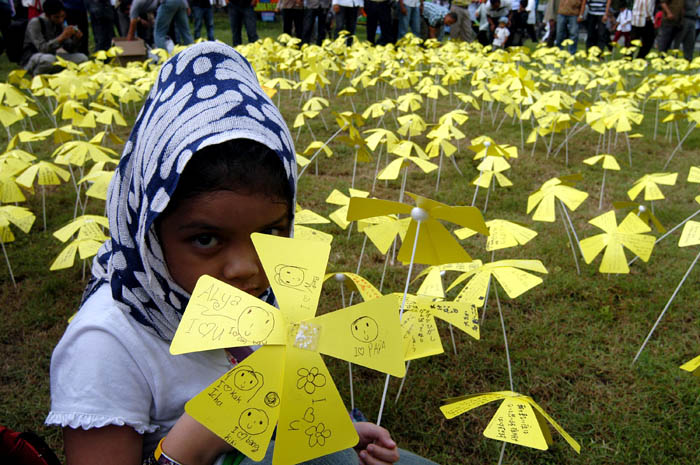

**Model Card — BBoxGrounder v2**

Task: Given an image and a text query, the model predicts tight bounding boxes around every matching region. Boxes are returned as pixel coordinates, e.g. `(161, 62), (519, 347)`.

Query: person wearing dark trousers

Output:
(365, 0), (393, 44)
(333, 0), (362, 44)
(586, 0), (609, 49)
(657, 0), (696, 60)
(278, 0), (304, 37)
(86, 0), (118, 51)
(627, 0), (655, 57)
(192, 0), (215, 40)
(63, 0), (90, 54)
(302, 0), (330, 44)
(0, 0), (13, 57)
(227, 0), (259, 45)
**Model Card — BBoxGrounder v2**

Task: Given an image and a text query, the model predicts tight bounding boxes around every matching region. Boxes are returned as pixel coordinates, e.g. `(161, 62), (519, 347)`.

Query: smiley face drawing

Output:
(350, 316), (379, 343)
(232, 364), (263, 391)
(274, 264), (305, 288)
(239, 408), (269, 435)
(237, 306), (275, 343)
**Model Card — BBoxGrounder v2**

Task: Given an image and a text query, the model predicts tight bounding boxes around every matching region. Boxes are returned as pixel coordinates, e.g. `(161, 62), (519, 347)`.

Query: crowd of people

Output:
(1, 0), (698, 76)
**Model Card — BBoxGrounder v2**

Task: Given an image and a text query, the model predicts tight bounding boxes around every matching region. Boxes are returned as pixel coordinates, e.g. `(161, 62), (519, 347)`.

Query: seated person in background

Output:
(492, 15), (510, 45)
(421, 1), (459, 38)
(20, 0), (88, 75)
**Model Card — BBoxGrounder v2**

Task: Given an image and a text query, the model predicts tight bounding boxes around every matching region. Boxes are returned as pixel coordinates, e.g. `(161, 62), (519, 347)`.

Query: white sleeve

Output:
(47, 321), (158, 434)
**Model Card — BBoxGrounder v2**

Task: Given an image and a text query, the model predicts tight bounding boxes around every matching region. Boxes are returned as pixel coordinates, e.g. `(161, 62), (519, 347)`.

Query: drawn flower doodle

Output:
(305, 423), (332, 447)
(297, 367), (327, 394)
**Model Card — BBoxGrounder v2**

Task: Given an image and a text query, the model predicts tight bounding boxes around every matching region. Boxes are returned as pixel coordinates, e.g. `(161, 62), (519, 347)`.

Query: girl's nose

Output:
(222, 241), (261, 288)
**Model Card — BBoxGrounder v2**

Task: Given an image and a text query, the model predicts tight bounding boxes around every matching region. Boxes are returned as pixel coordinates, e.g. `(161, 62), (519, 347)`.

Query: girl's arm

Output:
(63, 425), (142, 465)
(63, 414), (232, 465)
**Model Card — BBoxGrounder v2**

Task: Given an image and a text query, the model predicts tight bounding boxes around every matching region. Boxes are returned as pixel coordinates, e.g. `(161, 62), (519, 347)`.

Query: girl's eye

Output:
(192, 234), (219, 248)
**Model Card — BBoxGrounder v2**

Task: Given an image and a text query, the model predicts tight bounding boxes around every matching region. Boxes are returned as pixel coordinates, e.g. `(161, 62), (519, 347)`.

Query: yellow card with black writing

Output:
(171, 275), (286, 355)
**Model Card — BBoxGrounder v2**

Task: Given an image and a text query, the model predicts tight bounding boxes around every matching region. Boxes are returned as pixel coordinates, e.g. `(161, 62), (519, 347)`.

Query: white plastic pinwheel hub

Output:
(334, 273), (346, 282)
(410, 207), (429, 222)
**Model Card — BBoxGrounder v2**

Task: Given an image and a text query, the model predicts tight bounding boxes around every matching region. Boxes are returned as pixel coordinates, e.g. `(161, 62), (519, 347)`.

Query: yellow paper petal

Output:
(680, 354), (700, 375)
(185, 346), (285, 461)
(491, 267), (544, 299)
(253, 234), (329, 323)
(50, 242), (79, 270)
(171, 275), (287, 354)
(483, 397), (552, 450)
(440, 392), (510, 419)
(313, 294), (405, 377)
(294, 225), (333, 244)
(416, 268), (445, 298)
(428, 299), (480, 340)
(401, 309), (444, 361)
(274, 348), (358, 465)
(679, 221), (700, 247)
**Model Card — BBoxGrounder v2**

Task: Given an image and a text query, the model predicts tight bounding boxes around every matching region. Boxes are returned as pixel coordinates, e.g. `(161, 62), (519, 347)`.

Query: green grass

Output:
(2, 17), (700, 465)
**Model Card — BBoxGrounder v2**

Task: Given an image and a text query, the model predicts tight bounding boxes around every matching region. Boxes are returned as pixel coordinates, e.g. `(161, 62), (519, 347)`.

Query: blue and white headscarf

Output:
(85, 42), (296, 341)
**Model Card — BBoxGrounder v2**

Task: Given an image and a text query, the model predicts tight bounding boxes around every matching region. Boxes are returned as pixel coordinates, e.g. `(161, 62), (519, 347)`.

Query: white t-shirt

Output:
(493, 25), (510, 46)
(616, 9), (632, 32)
(46, 285), (233, 457)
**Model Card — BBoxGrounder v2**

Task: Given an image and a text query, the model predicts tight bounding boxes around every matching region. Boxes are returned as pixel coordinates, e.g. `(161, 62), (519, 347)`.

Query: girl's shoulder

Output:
(47, 284), (232, 452)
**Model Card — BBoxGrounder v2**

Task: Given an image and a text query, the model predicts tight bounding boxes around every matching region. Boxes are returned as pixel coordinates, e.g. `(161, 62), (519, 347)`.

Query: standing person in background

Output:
(192, 0), (215, 40)
(126, 0), (156, 45)
(397, 0), (422, 39)
(612, 2), (632, 43)
(657, 0), (697, 59)
(586, 0), (609, 49)
(302, 0), (330, 44)
(492, 14), (510, 44)
(86, 0), (118, 51)
(277, 0), (304, 38)
(365, 0), (393, 44)
(525, 0), (537, 41)
(0, 0), (14, 57)
(153, 0), (193, 49)
(627, 0), (655, 57)
(475, 0), (508, 43)
(510, 0), (529, 44)
(447, 2), (477, 40)
(63, 0), (90, 54)
(228, 0), (259, 45)
(333, 0), (362, 44)
(555, 0), (586, 53)
(544, 0), (559, 45)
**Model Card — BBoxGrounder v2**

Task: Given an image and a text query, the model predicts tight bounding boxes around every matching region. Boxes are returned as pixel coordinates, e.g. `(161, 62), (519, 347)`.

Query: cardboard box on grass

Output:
(112, 37), (147, 65)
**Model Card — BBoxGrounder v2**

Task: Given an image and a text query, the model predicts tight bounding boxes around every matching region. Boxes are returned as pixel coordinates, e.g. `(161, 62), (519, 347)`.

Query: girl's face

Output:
(158, 190), (291, 296)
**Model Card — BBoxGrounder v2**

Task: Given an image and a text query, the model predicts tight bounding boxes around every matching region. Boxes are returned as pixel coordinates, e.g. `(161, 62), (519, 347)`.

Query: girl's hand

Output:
(353, 422), (400, 465)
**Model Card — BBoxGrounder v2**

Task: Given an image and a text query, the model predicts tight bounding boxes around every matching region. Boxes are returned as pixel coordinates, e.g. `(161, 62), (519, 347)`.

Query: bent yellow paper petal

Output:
(439, 392), (510, 419)
(680, 354), (700, 376)
(483, 397), (552, 450)
(274, 348), (358, 465)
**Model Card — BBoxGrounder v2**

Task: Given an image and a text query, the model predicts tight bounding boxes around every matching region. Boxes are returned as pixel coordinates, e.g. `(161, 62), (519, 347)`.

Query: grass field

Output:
(2, 14), (700, 465)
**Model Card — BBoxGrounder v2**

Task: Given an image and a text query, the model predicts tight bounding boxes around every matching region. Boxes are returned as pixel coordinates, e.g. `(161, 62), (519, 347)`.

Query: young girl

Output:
(46, 42), (434, 465)
(492, 16), (510, 47)
(613, 4), (631, 45)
